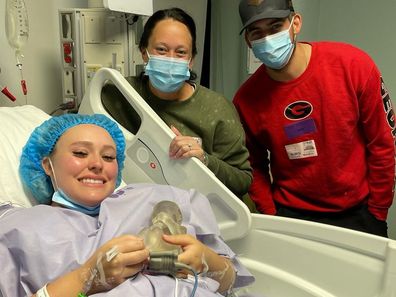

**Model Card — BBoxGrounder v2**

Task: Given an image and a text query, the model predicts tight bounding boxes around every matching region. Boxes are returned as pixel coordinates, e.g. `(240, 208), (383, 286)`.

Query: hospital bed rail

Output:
(78, 67), (252, 242)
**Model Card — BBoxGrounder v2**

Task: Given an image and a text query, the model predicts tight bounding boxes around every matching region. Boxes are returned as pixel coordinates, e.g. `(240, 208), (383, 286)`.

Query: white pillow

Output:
(0, 105), (50, 207)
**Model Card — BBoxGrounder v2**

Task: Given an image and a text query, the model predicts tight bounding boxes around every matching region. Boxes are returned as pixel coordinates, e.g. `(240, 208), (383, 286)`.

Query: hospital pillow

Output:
(0, 105), (50, 207)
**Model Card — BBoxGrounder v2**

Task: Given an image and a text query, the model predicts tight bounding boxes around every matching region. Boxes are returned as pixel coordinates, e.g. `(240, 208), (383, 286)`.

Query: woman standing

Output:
(102, 8), (252, 200)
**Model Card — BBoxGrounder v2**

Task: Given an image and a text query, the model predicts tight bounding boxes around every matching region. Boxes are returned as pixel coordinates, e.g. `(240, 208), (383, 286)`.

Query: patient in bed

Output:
(0, 114), (254, 297)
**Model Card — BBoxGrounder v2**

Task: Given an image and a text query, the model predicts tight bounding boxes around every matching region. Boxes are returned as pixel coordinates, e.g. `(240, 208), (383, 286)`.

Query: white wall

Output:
(293, 0), (320, 41)
(298, 0), (396, 240)
(317, 0), (396, 101)
(0, 0), (86, 112)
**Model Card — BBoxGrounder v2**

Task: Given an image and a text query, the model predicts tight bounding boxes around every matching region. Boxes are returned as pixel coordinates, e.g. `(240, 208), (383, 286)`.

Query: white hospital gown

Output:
(0, 184), (254, 296)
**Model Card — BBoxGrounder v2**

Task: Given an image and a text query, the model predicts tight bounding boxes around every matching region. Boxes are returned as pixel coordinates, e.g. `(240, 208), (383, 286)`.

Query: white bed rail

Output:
(79, 67), (252, 242)
(228, 214), (396, 297)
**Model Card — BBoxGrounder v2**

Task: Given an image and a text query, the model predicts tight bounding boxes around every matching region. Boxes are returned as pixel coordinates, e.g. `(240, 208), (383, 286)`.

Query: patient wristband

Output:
(36, 284), (87, 297)
(36, 284), (50, 297)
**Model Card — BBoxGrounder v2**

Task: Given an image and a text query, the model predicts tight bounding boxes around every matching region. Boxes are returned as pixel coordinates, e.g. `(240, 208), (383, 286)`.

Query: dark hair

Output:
(139, 7), (198, 80)
(139, 7), (197, 57)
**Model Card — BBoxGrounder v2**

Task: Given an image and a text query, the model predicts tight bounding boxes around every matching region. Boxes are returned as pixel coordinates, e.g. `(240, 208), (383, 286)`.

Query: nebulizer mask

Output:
(138, 200), (189, 275)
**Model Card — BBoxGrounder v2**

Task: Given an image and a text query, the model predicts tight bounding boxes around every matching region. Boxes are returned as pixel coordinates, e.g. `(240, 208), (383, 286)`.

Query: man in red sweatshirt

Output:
(233, 0), (395, 237)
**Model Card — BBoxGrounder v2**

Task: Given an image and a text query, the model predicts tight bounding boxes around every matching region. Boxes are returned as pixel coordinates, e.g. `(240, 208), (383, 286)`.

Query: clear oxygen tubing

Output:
(5, 0), (29, 101)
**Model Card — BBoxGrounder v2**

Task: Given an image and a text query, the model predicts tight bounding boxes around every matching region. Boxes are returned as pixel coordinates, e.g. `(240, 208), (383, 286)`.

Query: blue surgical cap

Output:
(19, 113), (126, 204)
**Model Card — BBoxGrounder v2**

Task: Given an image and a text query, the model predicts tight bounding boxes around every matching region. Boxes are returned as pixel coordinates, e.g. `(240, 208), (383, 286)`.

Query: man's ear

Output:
(291, 13), (302, 34)
(42, 157), (53, 176)
(244, 31), (252, 48)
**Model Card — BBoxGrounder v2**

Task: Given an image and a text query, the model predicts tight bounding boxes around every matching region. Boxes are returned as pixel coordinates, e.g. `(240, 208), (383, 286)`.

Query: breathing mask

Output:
(138, 200), (187, 275)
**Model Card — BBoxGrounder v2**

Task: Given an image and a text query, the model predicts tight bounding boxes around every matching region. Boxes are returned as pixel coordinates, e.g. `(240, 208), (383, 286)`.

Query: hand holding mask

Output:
(138, 200), (187, 253)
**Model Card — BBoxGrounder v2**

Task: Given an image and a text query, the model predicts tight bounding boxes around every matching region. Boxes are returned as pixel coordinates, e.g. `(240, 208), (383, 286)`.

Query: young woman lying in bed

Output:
(0, 113), (254, 297)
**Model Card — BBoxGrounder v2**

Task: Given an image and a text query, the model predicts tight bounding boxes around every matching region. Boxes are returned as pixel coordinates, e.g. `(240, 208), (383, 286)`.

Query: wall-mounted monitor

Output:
(103, 0), (153, 15)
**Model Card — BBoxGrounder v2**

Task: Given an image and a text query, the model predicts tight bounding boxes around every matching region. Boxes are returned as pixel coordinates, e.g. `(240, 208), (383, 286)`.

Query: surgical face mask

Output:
(251, 17), (295, 70)
(52, 189), (100, 216)
(144, 52), (190, 93)
(48, 158), (100, 216)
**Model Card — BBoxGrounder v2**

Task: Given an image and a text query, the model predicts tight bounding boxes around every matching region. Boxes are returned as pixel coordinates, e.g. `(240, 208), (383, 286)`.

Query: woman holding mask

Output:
(0, 114), (254, 296)
(102, 8), (252, 200)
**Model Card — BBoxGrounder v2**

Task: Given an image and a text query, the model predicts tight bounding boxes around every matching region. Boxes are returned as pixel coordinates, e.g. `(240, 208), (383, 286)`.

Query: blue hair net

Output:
(19, 113), (126, 204)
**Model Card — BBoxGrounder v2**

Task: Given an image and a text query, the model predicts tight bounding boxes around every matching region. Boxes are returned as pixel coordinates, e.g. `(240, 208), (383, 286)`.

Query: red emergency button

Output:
(63, 42), (73, 64)
(63, 43), (72, 55)
(64, 55), (72, 64)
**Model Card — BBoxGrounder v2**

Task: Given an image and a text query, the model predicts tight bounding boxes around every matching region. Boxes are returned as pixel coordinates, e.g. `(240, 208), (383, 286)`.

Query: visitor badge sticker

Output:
(285, 140), (318, 160)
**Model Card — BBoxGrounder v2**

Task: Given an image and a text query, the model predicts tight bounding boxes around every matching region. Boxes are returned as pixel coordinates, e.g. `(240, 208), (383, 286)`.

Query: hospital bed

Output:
(0, 67), (395, 297)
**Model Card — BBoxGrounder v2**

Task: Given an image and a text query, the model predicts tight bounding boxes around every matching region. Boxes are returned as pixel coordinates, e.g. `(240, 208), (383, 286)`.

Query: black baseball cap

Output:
(239, 0), (294, 34)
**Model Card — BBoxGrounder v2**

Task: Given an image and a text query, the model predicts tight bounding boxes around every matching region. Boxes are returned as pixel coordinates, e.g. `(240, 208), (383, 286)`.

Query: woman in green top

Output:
(103, 8), (252, 199)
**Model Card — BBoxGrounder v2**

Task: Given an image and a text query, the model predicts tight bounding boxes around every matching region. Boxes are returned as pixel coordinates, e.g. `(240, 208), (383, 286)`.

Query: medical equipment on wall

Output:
(102, 0), (153, 15)
(58, 0), (152, 112)
(1, 84), (16, 102)
(5, 0), (29, 97)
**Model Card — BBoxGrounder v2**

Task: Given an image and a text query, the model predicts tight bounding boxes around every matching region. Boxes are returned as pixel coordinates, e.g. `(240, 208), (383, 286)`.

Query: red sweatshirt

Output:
(234, 41), (395, 220)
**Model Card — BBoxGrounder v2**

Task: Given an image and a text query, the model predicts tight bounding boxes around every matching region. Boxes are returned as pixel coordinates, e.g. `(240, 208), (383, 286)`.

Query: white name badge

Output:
(285, 140), (318, 160)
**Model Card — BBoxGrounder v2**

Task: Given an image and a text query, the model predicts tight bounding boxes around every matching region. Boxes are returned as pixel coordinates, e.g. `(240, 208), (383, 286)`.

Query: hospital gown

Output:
(0, 184), (254, 296)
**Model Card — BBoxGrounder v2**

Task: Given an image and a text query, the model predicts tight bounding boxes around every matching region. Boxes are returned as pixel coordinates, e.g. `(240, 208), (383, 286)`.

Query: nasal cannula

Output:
(5, 0), (29, 97)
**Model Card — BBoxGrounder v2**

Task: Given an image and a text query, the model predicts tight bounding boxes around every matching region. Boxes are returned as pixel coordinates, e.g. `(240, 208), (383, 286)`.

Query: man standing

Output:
(233, 0), (395, 237)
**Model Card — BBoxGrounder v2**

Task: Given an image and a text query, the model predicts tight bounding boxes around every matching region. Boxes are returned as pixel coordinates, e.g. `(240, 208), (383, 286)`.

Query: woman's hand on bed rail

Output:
(169, 126), (207, 165)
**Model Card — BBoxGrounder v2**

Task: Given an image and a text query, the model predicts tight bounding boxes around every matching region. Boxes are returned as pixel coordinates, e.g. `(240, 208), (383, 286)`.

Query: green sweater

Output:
(102, 75), (252, 197)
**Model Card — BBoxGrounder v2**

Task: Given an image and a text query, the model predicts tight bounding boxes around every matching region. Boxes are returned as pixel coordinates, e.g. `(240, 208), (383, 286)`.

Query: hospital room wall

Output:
(314, 0), (396, 240)
(0, 0), (207, 112)
(296, 0), (396, 240)
(0, 0), (87, 111)
(277, 0), (396, 240)
(210, 0), (396, 239)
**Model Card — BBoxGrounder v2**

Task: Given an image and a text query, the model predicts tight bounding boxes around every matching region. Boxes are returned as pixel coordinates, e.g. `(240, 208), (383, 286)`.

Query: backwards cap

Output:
(239, 0), (294, 34)
(19, 113), (126, 204)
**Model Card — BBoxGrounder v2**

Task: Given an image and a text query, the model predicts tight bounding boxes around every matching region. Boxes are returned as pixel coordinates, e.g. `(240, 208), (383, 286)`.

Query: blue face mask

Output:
(145, 53), (191, 93)
(48, 158), (100, 216)
(251, 18), (295, 70)
(52, 189), (100, 216)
